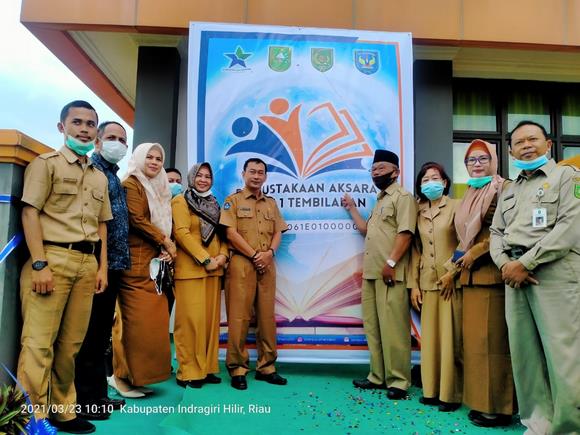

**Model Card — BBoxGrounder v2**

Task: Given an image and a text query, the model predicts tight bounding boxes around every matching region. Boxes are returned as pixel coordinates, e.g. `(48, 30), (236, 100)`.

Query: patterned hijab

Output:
(455, 139), (505, 251)
(183, 162), (221, 246)
(123, 143), (172, 237)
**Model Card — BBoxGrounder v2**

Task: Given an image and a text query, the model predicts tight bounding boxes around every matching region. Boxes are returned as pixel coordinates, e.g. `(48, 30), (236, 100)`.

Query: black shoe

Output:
(352, 379), (385, 390)
(419, 396), (439, 406)
(438, 401), (461, 412)
(49, 417), (96, 434)
(176, 378), (204, 389)
(99, 397), (125, 410)
(468, 410), (481, 421)
(231, 375), (247, 390)
(471, 413), (512, 427)
(204, 374), (222, 384)
(386, 387), (408, 400)
(76, 407), (111, 421)
(255, 372), (287, 385)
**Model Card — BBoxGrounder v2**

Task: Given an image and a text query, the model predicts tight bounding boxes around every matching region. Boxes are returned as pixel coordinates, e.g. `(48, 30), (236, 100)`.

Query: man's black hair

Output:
(97, 121), (126, 138)
(165, 167), (182, 177)
(509, 120), (549, 145)
(243, 158), (267, 173)
(60, 100), (98, 123)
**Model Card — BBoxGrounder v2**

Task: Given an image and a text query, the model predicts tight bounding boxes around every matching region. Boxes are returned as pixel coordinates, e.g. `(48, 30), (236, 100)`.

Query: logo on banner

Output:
(354, 50), (379, 75)
(224, 46), (252, 69)
(226, 98), (373, 180)
(268, 46), (292, 72)
(311, 48), (334, 72)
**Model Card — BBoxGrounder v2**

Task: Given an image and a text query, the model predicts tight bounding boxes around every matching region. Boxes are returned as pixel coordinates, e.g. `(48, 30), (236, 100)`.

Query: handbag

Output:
(149, 258), (174, 295)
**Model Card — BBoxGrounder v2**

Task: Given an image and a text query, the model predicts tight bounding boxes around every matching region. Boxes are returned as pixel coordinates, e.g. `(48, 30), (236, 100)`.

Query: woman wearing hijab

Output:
(171, 163), (228, 388)
(409, 162), (462, 412)
(454, 140), (516, 427)
(109, 143), (176, 397)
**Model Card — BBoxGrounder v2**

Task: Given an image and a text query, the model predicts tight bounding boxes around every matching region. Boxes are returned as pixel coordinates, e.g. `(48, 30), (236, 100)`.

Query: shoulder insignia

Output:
(235, 188), (243, 193)
(38, 151), (60, 160)
(223, 201), (231, 210)
(575, 183), (580, 199)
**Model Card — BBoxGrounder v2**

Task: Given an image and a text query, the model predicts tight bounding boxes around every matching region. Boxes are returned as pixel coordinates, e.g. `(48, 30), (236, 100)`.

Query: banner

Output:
(188, 23), (414, 362)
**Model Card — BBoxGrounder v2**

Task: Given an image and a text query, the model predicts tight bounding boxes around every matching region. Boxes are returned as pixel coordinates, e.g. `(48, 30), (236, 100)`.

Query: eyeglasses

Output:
(464, 155), (491, 166)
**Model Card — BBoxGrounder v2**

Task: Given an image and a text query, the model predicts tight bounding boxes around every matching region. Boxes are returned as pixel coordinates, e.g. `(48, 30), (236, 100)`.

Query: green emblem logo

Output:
(311, 48), (334, 72)
(575, 183), (580, 199)
(268, 46), (291, 72)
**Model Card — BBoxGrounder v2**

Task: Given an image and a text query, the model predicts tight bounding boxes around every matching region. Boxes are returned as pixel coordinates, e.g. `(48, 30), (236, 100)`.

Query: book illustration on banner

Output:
(268, 46), (292, 72)
(354, 50), (379, 75)
(311, 48), (334, 72)
(227, 97), (374, 180)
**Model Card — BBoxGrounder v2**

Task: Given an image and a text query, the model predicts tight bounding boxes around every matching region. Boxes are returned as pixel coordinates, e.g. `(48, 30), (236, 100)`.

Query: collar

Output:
(59, 145), (94, 167)
(242, 187), (266, 201)
(91, 152), (119, 172)
(419, 195), (448, 219)
(377, 181), (399, 199)
(516, 159), (556, 182)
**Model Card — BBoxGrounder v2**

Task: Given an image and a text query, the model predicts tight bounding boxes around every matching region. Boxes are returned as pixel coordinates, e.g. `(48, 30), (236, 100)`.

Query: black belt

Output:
(44, 241), (97, 255)
(507, 246), (528, 259)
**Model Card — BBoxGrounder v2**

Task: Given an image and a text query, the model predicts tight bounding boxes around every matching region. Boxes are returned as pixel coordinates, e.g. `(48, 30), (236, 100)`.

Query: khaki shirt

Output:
(219, 187), (287, 251)
(490, 159), (580, 271)
(21, 146), (112, 243)
(408, 196), (460, 290)
(363, 182), (416, 280)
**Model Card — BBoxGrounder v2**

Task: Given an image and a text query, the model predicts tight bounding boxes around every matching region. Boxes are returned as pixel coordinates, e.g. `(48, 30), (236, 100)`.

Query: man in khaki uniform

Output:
(490, 120), (580, 435)
(220, 158), (288, 390)
(18, 100), (112, 434)
(342, 150), (416, 400)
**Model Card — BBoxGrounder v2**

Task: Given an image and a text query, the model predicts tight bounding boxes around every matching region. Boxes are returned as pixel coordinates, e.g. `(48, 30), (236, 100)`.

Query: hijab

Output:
(455, 139), (505, 251)
(183, 162), (221, 246)
(123, 143), (172, 237)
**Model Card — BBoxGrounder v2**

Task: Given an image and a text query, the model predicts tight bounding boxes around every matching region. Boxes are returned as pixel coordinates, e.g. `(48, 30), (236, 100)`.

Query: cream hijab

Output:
(455, 139), (504, 251)
(123, 143), (172, 237)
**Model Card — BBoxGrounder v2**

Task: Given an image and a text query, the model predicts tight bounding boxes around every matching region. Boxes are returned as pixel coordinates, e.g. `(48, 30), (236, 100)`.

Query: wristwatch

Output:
(386, 259), (397, 268)
(202, 258), (211, 266)
(32, 260), (49, 271)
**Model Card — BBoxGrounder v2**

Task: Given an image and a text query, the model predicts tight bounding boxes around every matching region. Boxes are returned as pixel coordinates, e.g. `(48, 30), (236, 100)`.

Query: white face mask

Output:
(100, 140), (128, 164)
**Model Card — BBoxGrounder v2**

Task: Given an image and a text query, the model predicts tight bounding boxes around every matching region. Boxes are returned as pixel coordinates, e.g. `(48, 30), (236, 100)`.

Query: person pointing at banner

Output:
(220, 158), (288, 390)
(342, 150), (416, 400)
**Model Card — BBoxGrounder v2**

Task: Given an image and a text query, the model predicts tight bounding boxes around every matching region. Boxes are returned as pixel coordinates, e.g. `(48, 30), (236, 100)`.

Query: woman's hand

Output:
(158, 250), (172, 262)
(215, 254), (228, 267)
(456, 250), (475, 269)
(163, 236), (177, 259)
(410, 288), (423, 312)
(437, 272), (456, 301)
(204, 257), (219, 271)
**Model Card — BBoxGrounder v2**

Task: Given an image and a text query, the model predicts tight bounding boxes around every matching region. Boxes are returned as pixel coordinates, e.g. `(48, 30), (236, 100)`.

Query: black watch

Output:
(32, 260), (49, 271)
(202, 258), (211, 266)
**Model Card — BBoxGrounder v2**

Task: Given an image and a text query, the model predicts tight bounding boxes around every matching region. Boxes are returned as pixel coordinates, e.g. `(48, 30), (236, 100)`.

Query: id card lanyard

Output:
(532, 187), (547, 228)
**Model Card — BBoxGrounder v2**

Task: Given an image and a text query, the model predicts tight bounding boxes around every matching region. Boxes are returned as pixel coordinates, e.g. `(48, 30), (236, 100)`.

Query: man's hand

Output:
(501, 260), (539, 288)
(437, 272), (455, 301)
(253, 250), (274, 273)
(410, 288), (422, 311)
(456, 250), (475, 269)
(32, 268), (54, 295)
(341, 193), (355, 211)
(382, 263), (396, 286)
(95, 268), (108, 294)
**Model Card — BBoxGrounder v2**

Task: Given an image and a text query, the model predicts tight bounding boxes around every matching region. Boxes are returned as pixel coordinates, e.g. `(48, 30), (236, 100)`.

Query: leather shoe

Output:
(100, 397), (125, 410)
(438, 401), (461, 412)
(204, 374), (222, 384)
(386, 387), (408, 400)
(419, 396), (439, 406)
(231, 375), (247, 390)
(352, 379), (385, 390)
(176, 378), (204, 389)
(76, 408), (110, 421)
(255, 372), (287, 385)
(49, 417), (95, 434)
(471, 413), (512, 427)
(468, 410), (481, 421)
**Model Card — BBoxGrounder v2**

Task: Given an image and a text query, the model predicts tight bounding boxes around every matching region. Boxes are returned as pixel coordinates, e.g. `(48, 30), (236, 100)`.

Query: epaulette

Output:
(38, 150), (60, 160)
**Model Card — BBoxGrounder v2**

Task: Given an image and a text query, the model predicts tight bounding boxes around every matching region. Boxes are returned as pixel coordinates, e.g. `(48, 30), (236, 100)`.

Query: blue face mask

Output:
(420, 181), (445, 201)
(512, 154), (549, 171)
(65, 135), (95, 156)
(169, 182), (183, 197)
(467, 175), (493, 189)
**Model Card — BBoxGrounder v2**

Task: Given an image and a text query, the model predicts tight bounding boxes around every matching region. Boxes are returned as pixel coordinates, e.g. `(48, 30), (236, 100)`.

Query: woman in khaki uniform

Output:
(110, 143), (177, 396)
(171, 163), (228, 388)
(454, 140), (516, 427)
(409, 162), (462, 412)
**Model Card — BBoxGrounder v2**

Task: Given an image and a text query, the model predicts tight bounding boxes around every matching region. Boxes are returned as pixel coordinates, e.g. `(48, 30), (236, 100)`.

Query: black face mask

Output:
(372, 171), (397, 191)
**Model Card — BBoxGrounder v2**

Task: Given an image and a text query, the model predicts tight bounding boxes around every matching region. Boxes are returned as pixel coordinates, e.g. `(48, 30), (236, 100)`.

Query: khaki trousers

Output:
(18, 245), (96, 421)
(174, 276), (221, 381)
(420, 289), (463, 403)
(505, 256), (580, 435)
(361, 279), (411, 390)
(225, 255), (277, 377)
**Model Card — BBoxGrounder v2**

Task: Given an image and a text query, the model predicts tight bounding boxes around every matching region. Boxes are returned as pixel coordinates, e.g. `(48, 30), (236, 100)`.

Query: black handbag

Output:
(150, 258), (174, 295)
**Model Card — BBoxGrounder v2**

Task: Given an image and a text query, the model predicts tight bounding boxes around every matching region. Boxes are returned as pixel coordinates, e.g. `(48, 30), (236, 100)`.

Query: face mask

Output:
(169, 182), (183, 197)
(372, 171), (397, 191)
(512, 154), (549, 171)
(65, 135), (95, 156)
(100, 140), (127, 164)
(467, 175), (493, 189)
(421, 181), (445, 200)
(192, 187), (212, 198)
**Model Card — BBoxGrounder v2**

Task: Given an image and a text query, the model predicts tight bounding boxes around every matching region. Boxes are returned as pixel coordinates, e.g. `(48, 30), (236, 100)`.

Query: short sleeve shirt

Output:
(219, 187), (287, 251)
(363, 182), (417, 280)
(21, 146), (112, 243)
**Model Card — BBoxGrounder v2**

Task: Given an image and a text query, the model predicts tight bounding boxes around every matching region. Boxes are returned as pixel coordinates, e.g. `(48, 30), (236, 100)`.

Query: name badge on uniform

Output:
(532, 208), (547, 228)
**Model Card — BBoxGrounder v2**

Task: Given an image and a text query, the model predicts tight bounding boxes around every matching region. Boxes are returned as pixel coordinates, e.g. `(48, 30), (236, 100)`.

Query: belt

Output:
(507, 246), (528, 260)
(44, 241), (97, 255)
